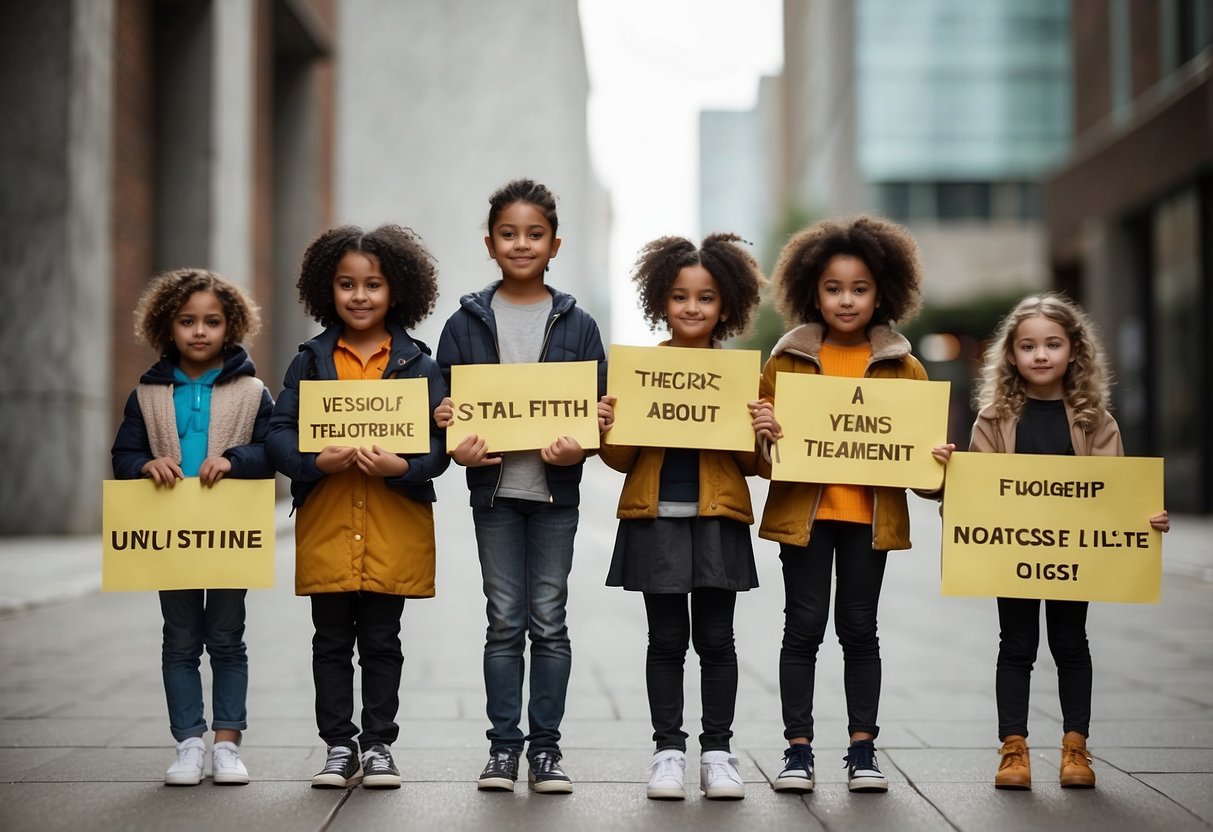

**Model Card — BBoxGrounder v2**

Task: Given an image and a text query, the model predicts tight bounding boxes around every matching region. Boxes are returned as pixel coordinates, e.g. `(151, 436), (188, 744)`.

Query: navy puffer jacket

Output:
(436, 281), (607, 508)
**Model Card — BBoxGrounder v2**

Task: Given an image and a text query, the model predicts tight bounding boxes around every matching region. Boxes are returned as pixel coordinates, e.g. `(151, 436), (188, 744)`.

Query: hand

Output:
(1149, 510), (1170, 533)
(315, 445), (358, 474)
(198, 455), (232, 486)
(931, 443), (956, 465)
(598, 395), (617, 434)
(748, 400), (782, 442)
(142, 457), (184, 487)
(541, 436), (585, 466)
(433, 397), (455, 429)
(355, 445), (409, 477)
(451, 434), (501, 467)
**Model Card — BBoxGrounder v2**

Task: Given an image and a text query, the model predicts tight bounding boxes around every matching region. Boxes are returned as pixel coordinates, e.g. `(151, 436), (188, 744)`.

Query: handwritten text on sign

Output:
(941, 452), (1163, 603)
(771, 373), (949, 489)
(299, 378), (430, 453)
(103, 478), (275, 591)
(605, 345), (759, 451)
(447, 361), (599, 453)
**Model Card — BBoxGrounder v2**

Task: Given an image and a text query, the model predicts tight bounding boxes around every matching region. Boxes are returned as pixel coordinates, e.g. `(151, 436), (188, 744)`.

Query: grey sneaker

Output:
(311, 744), (363, 789)
(361, 743), (401, 789)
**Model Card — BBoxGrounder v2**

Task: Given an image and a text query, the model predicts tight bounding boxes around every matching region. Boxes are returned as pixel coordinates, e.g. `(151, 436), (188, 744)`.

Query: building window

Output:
(876, 181), (1042, 222)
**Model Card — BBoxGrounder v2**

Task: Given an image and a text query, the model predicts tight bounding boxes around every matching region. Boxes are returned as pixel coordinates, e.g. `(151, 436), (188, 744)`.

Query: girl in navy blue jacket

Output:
(111, 268), (273, 787)
(433, 179), (606, 794)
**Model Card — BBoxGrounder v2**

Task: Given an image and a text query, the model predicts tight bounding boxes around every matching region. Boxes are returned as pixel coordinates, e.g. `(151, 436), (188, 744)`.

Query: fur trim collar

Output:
(770, 322), (910, 364)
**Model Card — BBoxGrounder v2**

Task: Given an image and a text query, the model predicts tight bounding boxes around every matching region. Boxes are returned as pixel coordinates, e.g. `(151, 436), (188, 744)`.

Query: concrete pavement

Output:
(1, 465), (1211, 831)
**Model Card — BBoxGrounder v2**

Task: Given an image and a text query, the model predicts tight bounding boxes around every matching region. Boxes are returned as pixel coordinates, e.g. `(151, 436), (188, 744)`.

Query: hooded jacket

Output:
(111, 346), (273, 480)
(756, 323), (927, 550)
(435, 281), (607, 508)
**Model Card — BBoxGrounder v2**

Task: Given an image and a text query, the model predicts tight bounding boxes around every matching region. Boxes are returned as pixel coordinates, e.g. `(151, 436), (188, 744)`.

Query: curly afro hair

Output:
(297, 224), (438, 329)
(134, 268), (261, 356)
(487, 178), (558, 235)
(632, 233), (766, 342)
(771, 214), (923, 328)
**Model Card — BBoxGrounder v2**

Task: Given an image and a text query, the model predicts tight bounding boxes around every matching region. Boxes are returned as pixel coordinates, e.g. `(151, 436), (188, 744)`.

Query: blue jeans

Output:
(159, 589), (248, 741)
(473, 498), (578, 756)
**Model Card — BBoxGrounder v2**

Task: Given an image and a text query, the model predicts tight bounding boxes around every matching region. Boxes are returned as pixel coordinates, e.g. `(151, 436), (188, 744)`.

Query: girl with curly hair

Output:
(267, 224), (450, 790)
(934, 292), (1169, 790)
(597, 233), (765, 801)
(752, 215), (929, 795)
(111, 268), (274, 786)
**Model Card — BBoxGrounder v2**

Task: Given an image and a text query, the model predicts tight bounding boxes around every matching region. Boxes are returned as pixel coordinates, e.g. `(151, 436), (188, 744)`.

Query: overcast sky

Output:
(579, 0), (783, 344)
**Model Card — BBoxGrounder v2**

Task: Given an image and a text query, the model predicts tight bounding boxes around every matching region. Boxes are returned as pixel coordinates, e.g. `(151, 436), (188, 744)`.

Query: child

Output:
(433, 178), (606, 794)
(933, 293), (1169, 790)
(597, 234), (765, 801)
(750, 215), (927, 794)
(267, 224), (449, 790)
(111, 268), (274, 786)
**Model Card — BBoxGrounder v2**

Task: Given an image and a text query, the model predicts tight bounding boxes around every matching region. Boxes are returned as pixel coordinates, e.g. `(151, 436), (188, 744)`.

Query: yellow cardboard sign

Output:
(604, 345), (759, 452)
(941, 452), (1163, 603)
(771, 373), (949, 489)
(102, 478), (275, 591)
(447, 361), (600, 453)
(298, 378), (430, 453)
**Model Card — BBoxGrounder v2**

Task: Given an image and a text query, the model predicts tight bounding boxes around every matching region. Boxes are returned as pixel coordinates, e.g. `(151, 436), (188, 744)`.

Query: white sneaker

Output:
(165, 737), (205, 786)
(212, 740), (250, 785)
(646, 749), (686, 800)
(700, 750), (745, 800)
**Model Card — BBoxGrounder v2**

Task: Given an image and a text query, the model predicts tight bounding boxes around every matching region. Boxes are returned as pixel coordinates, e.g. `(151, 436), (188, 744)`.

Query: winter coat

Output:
(756, 323), (927, 550)
(969, 401), (1123, 457)
(435, 281), (607, 508)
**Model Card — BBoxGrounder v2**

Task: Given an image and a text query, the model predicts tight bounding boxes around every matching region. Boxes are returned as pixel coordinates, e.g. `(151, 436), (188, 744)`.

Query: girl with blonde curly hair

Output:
(936, 292), (1169, 791)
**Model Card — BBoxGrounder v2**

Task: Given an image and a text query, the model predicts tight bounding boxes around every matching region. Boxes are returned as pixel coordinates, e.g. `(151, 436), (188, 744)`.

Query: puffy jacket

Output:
(970, 401), (1123, 457)
(757, 323), (927, 550)
(435, 281), (607, 508)
(112, 347), (274, 480)
(600, 443), (757, 523)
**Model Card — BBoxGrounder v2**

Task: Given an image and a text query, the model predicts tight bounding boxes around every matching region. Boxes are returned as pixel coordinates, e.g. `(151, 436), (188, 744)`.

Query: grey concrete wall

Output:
(0, 0), (113, 534)
(335, 0), (609, 346)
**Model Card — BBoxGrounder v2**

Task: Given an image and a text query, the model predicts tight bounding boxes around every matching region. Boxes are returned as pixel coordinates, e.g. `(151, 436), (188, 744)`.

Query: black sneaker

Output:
(773, 743), (815, 793)
(477, 749), (520, 791)
(361, 743), (401, 789)
(844, 739), (888, 792)
(311, 744), (363, 789)
(528, 750), (572, 794)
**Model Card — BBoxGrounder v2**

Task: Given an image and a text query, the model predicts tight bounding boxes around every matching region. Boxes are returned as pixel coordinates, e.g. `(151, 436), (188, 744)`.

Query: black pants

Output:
(779, 521), (888, 741)
(995, 597), (1091, 740)
(644, 589), (738, 752)
(311, 591), (406, 752)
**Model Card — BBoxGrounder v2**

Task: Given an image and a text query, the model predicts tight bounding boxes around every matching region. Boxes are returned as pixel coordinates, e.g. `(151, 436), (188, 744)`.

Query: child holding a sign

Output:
(752, 215), (928, 794)
(433, 179), (606, 794)
(597, 233), (765, 800)
(933, 293), (1169, 789)
(267, 224), (449, 790)
(111, 268), (274, 786)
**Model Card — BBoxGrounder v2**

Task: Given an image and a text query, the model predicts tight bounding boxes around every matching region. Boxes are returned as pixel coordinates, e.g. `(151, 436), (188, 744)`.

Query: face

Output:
(815, 254), (879, 345)
(332, 251), (391, 336)
(1011, 314), (1073, 399)
(665, 264), (725, 348)
(172, 290), (228, 377)
(484, 201), (561, 285)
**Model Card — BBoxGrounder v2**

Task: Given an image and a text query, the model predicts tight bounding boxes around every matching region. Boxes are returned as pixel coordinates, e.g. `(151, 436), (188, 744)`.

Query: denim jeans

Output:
(995, 597), (1092, 739)
(159, 589), (248, 741)
(310, 592), (406, 752)
(779, 521), (888, 741)
(473, 498), (578, 756)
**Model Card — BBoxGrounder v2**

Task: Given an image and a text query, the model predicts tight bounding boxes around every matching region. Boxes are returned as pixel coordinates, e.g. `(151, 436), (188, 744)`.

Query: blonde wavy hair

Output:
(975, 293), (1111, 432)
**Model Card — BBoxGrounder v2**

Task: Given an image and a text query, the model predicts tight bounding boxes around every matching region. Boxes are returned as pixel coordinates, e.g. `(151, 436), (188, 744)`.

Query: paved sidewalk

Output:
(1, 466), (1211, 831)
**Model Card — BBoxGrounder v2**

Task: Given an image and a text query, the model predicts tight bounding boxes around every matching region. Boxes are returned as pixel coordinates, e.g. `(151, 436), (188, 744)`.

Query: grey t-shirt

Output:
(492, 292), (553, 502)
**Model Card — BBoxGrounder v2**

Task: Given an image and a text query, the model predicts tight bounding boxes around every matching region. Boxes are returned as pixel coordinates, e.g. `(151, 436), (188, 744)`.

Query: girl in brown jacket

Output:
(597, 234), (765, 801)
(752, 216), (928, 795)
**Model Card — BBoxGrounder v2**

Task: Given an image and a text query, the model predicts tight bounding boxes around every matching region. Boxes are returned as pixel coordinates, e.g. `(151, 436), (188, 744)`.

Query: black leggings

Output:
(644, 589), (738, 752)
(779, 521), (887, 741)
(995, 597), (1091, 739)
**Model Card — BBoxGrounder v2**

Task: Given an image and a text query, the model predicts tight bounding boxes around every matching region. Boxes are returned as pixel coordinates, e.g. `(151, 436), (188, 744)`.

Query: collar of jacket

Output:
(138, 345), (256, 386)
(300, 321), (429, 378)
(770, 322), (910, 366)
(460, 280), (578, 324)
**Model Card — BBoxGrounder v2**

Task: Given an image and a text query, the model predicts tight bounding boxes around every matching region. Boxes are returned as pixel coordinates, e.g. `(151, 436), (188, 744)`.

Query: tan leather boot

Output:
(994, 736), (1031, 789)
(1060, 731), (1096, 788)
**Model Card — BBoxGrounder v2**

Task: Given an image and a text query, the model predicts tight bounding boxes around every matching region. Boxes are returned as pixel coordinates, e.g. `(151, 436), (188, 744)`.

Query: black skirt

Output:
(605, 516), (759, 593)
